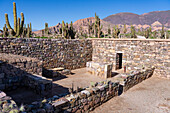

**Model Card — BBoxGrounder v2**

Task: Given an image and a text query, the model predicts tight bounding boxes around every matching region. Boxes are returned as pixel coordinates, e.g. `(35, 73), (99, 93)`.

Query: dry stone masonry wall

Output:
(0, 38), (92, 70)
(0, 53), (52, 95)
(92, 39), (170, 79)
(20, 67), (154, 113)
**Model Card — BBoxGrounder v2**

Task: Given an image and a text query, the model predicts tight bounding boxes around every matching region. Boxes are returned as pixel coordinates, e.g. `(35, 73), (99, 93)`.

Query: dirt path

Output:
(92, 77), (170, 113)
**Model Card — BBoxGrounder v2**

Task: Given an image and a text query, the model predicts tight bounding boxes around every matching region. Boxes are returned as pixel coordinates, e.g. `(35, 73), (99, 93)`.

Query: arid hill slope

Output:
(33, 10), (170, 35)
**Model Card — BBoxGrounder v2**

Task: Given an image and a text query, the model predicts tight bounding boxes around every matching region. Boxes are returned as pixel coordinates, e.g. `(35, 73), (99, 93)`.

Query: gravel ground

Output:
(92, 76), (170, 113)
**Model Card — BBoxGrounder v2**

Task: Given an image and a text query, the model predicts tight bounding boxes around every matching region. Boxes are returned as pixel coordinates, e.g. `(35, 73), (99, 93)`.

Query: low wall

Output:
(91, 39), (170, 79)
(123, 67), (155, 92)
(0, 38), (92, 70)
(22, 67), (154, 113)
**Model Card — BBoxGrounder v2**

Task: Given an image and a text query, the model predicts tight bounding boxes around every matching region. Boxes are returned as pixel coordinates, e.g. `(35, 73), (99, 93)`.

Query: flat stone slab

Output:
(50, 67), (64, 71)
(52, 97), (69, 107)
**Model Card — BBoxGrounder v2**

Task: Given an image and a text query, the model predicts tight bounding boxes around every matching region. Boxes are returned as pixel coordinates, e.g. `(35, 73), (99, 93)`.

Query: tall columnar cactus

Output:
(69, 21), (76, 39)
(65, 22), (69, 38)
(21, 24), (27, 38)
(30, 22), (32, 35)
(20, 12), (24, 35)
(3, 24), (8, 37)
(160, 25), (165, 39)
(16, 17), (20, 36)
(108, 25), (111, 35)
(112, 25), (120, 38)
(62, 21), (65, 37)
(94, 13), (101, 38)
(123, 24), (127, 34)
(27, 24), (30, 38)
(45, 23), (49, 35)
(4, 2), (27, 37)
(5, 14), (13, 33)
(13, 2), (17, 33)
(130, 25), (137, 38)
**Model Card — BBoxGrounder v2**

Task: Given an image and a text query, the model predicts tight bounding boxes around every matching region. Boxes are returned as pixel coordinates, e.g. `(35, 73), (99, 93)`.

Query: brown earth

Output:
(92, 76), (170, 113)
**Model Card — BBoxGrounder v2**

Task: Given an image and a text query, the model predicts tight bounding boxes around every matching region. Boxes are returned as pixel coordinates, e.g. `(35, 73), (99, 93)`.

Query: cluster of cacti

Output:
(4, 2), (31, 38)
(94, 13), (102, 38)
(69, 21), (76, 39)
(130, 25), (137, 38)
(112, 25), (120, 38)
(58, 21), (76, 39)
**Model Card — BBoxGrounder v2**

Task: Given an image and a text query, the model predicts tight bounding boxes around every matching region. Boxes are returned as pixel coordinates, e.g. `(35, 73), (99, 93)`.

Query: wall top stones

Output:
(89, 38), (170, 42)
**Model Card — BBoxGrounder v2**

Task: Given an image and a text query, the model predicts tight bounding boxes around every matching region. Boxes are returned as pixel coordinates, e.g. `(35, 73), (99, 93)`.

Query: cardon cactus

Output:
(20, 12), (24, 35)
(4, 2), (28, 38)
(45, 23), (49, 35)
(5, 14), (14, 34)
(13, 2), (17, 33)
(27, 24), (30, 38)
(3, 24), (8, 37)
(16, 17), (20, 36)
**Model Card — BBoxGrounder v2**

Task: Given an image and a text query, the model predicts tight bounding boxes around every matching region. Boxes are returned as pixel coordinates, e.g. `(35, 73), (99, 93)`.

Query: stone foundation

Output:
(20, 67), (154, 113)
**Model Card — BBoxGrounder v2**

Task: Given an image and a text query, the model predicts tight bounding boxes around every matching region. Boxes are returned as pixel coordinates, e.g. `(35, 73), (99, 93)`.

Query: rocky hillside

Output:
(33, 10), (170, 35)
(103, 10), (170, 27)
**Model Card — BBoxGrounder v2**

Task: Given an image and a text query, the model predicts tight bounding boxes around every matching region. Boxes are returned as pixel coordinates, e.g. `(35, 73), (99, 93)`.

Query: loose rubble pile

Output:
(0, 91), (24, 113)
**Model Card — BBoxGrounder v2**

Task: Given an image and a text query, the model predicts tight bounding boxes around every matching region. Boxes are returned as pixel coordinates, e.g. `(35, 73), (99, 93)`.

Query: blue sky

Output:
(0, 0), (170, 30)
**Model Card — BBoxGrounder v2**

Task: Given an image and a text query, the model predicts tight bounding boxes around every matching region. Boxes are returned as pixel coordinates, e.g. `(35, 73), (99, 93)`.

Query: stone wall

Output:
(0, 53), (43, 91)
(0, 53), (52, 95)
(91, 39), (170, 79)
(0, 38), (92, 70)
(122, 68), (155, 92)
(21, 67), (154, 113)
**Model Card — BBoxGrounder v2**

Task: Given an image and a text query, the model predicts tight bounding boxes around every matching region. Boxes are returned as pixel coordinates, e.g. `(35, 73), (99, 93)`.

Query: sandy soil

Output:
(53, 68), (104, 89)
(92, 77), (170, 113)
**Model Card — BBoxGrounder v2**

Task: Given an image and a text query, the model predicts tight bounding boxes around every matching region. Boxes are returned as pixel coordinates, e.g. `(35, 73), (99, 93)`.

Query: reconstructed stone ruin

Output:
(0, 38), (169, 113)
(0, 53), (52, 94)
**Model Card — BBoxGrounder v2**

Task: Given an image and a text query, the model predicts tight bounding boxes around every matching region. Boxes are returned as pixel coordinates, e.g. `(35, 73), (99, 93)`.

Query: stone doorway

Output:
(116, 53), (122, 70)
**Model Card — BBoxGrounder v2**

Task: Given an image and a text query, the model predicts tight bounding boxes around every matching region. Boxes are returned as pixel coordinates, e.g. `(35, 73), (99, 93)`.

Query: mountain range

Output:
(33, 10), (170, 35)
